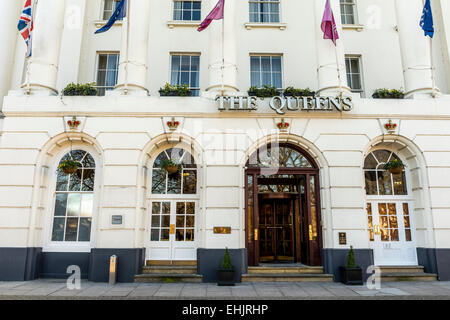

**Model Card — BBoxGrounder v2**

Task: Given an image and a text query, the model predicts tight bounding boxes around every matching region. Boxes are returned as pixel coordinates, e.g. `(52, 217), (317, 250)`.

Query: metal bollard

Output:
(109, 255), (118, 285)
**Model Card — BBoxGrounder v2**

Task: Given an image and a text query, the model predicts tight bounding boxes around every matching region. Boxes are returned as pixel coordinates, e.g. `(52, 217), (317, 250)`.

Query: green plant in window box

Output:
(283, 87), (315, 97)
(58, 159), (80, 175)
(159, 83), (192, 97)
(62, 82), (98, 96)
(160, 159), (183, 175)
(248, 85), (280, 98)
(383, 158), (405, 174)
(372, 88), (405, 99)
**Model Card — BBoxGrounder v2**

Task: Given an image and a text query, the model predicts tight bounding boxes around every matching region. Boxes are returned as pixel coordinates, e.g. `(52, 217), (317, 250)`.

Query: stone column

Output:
(205, 0), (238, 96)
(0, 0), (22, 106)
(25, 0), (66, 95)
(395, 0), (438, 97)
(314, 0), (350, 96)
(115, 0), (151, 95)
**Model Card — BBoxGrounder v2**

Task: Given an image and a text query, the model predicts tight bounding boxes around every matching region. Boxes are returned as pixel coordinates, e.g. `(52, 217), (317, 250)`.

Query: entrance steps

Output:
(242, 265), (334, 282)
(378, 266), (437, 282)
(134, 260), (202, 283)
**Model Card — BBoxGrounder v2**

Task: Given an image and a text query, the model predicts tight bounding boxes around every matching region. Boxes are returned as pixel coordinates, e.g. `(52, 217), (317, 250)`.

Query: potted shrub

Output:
(383, 158), (405, 174)
(159, 83), (192, 97)
(58, 159), (80, 175)
(340, 246), (363, 285)
(63, 83), (98, 96)
(372, 88), (405, 99)
(283, 87), (315, 97)
(160, 159), (183, 175)
(248, 85), (280, 98)
(217, 248), (235, 286)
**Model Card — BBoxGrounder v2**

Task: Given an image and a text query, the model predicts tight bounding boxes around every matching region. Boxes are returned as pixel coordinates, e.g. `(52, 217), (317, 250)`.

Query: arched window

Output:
(151, 148), (197, 195)
(248, 145), (313, 168)
(364, 150), (407, 196)
(51, 150), (95, 242)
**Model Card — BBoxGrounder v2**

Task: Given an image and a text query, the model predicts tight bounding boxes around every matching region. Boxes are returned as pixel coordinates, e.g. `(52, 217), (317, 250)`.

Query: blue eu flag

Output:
(420, 0), (434, 38)
(95, 0), (127, 34)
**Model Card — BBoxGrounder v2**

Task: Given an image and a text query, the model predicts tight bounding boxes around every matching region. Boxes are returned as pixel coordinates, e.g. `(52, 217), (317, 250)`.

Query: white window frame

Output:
(249, 54), (284, 90)
(249, 0), (281, 23)
(340, 0), (358, 25)
(102, 0), (123, 21)
(345, 55), (364, 97)
(169, 53), (201, 96)
(95, 52), (120, 96)
(42, 146), (101, 253)
(172, 0), (202, 21)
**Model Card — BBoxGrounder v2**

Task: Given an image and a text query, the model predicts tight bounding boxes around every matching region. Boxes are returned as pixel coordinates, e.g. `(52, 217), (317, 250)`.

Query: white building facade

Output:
(1, 0), (450, 282)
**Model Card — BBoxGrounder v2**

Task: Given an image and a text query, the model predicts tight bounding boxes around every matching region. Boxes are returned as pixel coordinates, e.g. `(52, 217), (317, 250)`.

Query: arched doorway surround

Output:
(245, 142), (323, 266)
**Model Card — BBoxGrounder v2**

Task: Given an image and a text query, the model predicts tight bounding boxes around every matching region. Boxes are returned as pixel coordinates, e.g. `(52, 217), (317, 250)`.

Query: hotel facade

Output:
(1, 0), (450, 283)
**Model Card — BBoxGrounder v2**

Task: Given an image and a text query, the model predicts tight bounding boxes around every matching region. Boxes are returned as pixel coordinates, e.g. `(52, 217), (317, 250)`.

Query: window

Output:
(364, 150), (407, 196)
(152, 148), (197, 195)
(250, 55), (282, 89)
(103, 0), (123, 20)
(96, 53), (119, 96)
(170, 54), (200, 96)
(249, 0), (280, 23)
(345, 56), (363, 95)
(173, 1), (201, 21)
(51, 150), (95, 242)
(340, 0), (357, 25)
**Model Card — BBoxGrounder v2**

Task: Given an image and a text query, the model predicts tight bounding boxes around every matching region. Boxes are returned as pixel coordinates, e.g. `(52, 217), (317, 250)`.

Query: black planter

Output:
(217, 268), (235, 286)
(340, 266), (363, 285)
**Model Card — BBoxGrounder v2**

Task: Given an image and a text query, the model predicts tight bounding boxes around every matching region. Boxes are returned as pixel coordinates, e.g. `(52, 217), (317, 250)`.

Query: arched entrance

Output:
(245, 143), (323, 266)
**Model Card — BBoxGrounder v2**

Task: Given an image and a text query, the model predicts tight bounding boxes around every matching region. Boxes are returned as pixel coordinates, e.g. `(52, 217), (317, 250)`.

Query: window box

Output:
(62, 83), (98, 96)
(372, 89), (405, 99)
(283, 87), (315, 97)
(248, 85), (281, 98)
(159, 83), (192, 97)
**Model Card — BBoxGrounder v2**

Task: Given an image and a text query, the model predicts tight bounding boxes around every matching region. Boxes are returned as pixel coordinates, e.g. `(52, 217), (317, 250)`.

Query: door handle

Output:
(254, 228), (258, 241)
(374, 225), (381, 235)
(309, 224), (313, 241)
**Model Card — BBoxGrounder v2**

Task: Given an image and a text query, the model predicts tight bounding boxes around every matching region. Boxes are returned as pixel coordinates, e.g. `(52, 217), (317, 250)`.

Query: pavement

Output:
(1, 279), (450, 299)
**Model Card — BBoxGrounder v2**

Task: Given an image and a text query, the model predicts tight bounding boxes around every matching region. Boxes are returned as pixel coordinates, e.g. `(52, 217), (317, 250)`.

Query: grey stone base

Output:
(417, 247), (450, 281)
(40, 252), (90, 279)
(88, 248), (145, 283)
(0, 247), (41, 281)
(197, 248), (247, 283)
(322, 248), (374, 282)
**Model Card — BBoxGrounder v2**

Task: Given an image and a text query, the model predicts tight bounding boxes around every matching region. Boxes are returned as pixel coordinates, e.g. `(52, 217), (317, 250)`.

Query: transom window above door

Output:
(248, 145), (313, 168)
(364, 150), (407, 196)
(173, 1), (201, 21)
(250, 55), (282, 89)
(249, 0), (280, 23)
(152, 148), (197, 195)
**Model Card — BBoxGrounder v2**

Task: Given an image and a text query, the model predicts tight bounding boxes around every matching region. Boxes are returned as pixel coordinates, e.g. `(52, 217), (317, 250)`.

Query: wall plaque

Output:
(111, 215), (123, 225)
(213, 227), (231, 234)
(339, 232), (347, 245)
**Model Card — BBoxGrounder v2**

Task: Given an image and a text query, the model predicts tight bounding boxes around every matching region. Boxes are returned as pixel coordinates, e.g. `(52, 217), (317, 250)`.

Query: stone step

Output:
(134, 273), (203, 283)
(145, 260), (197, 266)
(380, 272), (437, 282)
(248, 266), (324, 274)
(377, 266), (425, 274)
(142, 266), (197, 274)
(242, 273), (334, 282)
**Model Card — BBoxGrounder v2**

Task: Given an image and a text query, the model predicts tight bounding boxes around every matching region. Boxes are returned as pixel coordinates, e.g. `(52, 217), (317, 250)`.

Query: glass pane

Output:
(261, 57), (271, 72)
(176, 216), (185, 228)
(176, 229), (184, 241)
(183, 170), (197, 194)
(167, 173), (181, 194)
(378, 171), (393, 195)
(56, 171), (69, 191)
(151, 215), (160, 228)
(151, 229), (160, 241)
(389, 215), (398, 229)
(161, 229), (170, 241)
(405, 229), (412, 242)
(64, 217), (78, 241)
(69, 172), (81, 191)
(98, 55), (107, 69)
(365, 171), (377, 195)
(162, 215), (170, 228)
(162, 202), (170, 214)
(67, 193), (81, 217)
(186, 202), (195, 214)
(373, 150), (392, 164)
(78, 218), (91, 241)
(152, 202), (161, 214)
(185, 229), (194, 241)
(177, 202), (185, 215)
(378, 203), (387, 215)
(393, 172), (407, 195)
(152, 170), (166, 194)
(80, 193), (93, 217)
(171, 55), (181, 73)
(364, 153), (378, 169)
(55, 193), (68, 216)
(186, 215), (194, 228)
(51, 217), (65, 241)
(81, 169), (95, 192)
(390, 228), (399, 241)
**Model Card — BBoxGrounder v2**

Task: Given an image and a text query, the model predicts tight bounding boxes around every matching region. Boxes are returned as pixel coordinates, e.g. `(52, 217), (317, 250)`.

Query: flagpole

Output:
(221, 2), (225, 97)
(330, 1), (343, 98)
(124, 0), (130, 95)
(26, 0), (38, 95)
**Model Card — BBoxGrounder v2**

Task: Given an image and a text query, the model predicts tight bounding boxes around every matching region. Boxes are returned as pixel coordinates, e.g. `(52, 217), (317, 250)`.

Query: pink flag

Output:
(197, 0), (225, 32)
(321, 0), (339, 45)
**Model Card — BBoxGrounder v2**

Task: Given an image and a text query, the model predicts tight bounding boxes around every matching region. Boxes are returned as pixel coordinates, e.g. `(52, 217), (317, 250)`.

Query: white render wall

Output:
(1, 95), (450, 251)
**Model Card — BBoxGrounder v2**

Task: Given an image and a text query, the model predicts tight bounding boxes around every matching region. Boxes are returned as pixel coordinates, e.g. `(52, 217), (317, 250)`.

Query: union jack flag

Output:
(18, 0), (34, 57)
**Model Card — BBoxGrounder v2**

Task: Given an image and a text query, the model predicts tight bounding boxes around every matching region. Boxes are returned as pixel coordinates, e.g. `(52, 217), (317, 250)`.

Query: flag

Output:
(95, 0), (127, 34)
(197, 0), (224, 32)
(321, 0), (339, 45)
(18, 0), (33, 57)
(420, 0), (434, 38)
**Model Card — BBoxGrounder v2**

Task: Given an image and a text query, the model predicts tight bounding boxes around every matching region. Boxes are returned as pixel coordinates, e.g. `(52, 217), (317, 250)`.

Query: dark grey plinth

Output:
(0, 247), (42, 281)
(197, 248), (247, 283)
(418, 247), (450, 281)
(323, 248), (374, 282)
(88, 248), (145, 283)
(40, 252), (90, 279)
